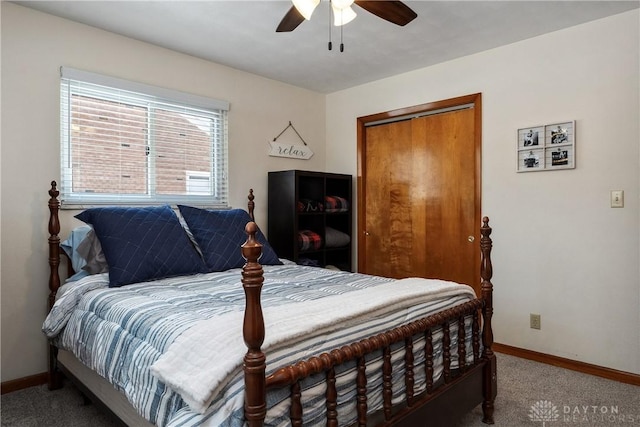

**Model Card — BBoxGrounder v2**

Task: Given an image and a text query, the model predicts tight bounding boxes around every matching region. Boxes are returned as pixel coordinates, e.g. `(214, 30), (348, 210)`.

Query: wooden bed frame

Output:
(46, 181), (497, 426)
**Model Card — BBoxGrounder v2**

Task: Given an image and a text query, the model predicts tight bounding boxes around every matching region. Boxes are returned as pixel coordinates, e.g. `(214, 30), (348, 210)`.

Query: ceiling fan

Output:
(276, 0), (418, 32)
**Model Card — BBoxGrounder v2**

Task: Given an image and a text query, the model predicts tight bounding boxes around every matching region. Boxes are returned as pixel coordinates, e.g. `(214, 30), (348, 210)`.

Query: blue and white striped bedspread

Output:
(43, 265), (476, 427)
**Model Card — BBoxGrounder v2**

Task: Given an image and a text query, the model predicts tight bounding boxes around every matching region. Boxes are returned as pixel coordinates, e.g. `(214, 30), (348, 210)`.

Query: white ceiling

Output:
(15, 0), (639, 93)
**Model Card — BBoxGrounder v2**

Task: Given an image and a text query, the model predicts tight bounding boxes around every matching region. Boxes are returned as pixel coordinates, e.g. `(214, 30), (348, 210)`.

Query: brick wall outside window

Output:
(71, 95), (211, 195)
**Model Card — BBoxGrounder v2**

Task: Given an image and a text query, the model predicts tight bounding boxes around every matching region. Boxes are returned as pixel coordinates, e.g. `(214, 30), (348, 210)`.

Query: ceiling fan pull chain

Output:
(328, 0), (333, 50)
(340, 18), (344, 52)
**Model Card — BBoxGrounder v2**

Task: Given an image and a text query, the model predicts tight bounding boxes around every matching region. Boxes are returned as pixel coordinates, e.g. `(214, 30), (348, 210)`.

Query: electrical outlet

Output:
(530, 313), (541, 330)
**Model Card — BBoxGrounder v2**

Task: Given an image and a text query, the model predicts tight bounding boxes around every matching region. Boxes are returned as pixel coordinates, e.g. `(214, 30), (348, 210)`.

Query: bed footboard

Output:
(240, 217), (496, 426)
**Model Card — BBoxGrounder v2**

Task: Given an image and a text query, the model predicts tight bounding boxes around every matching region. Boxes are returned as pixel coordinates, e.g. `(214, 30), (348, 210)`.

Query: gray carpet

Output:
(2, 353), (638, 426)
(456, 353), (640, 426)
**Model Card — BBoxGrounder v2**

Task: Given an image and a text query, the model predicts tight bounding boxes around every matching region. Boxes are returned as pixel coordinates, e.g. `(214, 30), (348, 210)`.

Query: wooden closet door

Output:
(360, 104), (480, 293)
(413, 108), (477, 287)
(363, 119), (420, 279)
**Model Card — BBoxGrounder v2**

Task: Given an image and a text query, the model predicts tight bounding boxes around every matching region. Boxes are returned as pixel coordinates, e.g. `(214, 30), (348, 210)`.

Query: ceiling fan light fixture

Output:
(276, 1), (416, 33)
(332, 4), (357, 26)
(292, 0), (320, 20)
(331, 0), (355, 10)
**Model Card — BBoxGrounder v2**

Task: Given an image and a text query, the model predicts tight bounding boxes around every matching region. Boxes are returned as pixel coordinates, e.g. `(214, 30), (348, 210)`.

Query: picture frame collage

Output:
(517, 121), (575, 172)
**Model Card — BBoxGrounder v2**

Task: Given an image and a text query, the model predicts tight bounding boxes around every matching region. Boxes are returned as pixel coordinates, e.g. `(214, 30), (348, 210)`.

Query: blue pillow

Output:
(60, 226), (109, 282)
(177, 205), (282, 272)
(60, 225), (92, 273)
(75, 205), (208, 287)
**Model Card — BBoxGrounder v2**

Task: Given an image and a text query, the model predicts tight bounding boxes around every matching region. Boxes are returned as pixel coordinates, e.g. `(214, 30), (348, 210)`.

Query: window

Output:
(60, 67), (229, 208)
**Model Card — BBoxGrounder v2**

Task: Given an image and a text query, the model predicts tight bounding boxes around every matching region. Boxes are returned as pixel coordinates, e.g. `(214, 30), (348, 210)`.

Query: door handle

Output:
(468, 235), (475, 243)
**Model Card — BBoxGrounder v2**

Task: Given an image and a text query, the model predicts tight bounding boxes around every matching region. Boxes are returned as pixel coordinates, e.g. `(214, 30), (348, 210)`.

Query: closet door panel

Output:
(363, 120), (424, 279)
(412, 108), (477, 287)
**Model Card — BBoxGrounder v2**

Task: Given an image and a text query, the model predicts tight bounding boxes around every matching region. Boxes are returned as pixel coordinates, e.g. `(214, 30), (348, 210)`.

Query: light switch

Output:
(611, 190), (624, 208)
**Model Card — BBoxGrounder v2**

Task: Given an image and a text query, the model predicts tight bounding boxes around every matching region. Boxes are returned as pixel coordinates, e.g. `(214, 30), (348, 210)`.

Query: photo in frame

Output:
(517, 121), (575, 172)
(547, 145), (574, 168)
(518, 126), (544, 149)
(518, 148), (544, 171)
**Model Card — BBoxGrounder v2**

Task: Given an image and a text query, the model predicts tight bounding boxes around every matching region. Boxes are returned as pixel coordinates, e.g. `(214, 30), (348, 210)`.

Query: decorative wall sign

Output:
(517, 121), (575, 172)
(268, 141), (314, 160)
(269, 121), (314, 160)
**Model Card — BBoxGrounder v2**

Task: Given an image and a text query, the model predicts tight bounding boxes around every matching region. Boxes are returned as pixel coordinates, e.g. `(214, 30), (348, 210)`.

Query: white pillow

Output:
(325, 227), (350, 248)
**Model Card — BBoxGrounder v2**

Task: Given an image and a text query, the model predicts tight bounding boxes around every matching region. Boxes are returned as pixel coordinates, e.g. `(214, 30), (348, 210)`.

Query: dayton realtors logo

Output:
(529, 400), (560, 426)
(529, 400), (639, 424)
(562, 405), (638, 423)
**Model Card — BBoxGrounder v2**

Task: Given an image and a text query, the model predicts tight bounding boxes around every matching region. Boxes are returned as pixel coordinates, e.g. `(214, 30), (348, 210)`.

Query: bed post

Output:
(241, 222), (267, 426)
(48, 181), (61, 309)
(47, 181), (63, 390)
(480, 217), (496, 424)
(247, 189), (255, 221)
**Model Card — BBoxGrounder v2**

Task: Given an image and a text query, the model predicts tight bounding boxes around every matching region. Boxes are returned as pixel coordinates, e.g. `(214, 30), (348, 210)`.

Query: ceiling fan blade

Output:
(354, 1), (417, 26)
(276, 5), (306, 32)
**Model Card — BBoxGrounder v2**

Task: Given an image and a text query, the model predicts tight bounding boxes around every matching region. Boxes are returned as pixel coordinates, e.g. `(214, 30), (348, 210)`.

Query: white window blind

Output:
(60, 67), (229, 208)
